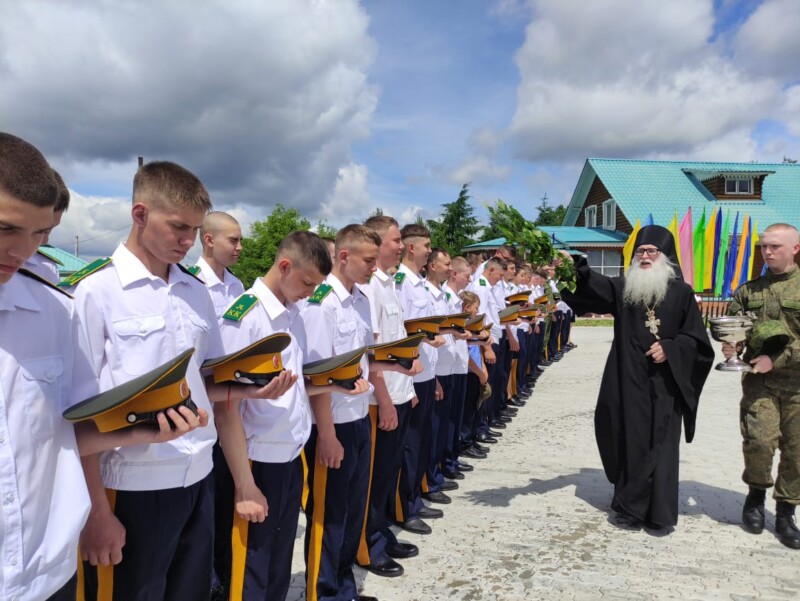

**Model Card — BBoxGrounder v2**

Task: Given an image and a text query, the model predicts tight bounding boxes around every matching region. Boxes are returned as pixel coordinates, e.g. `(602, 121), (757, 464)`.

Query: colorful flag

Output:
(747, 221), (759, 282)
(622, 218), (641, 273)
(713, 209), (730, 296)
(645, 213), (654, 226)
(678, 208), (694, 287)
(722, 212), (740, 298)
(667, 211), (682, 267)
(731, 215), (750, 291)
(693, 207), (706, 292)
(703, 207), (718, 290)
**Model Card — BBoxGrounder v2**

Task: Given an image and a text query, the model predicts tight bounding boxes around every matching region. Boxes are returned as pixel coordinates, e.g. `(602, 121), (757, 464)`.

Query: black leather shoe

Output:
(418, 506), (444, 519)
(512, 395), (529, 404)
(500, 409), (517, 419)
(488, 419), (507, 429)
(443, 469), (465, 480)
(386, 541), (419, 559)
(439, 480), (459, 491)
(402, 517), (432, 534)
(487, 429), (503, 437)
(461, 446), (486, 459)
(361, 557), (404, 578)
(422, 491), (451, 504)
(497, 414), (513, 422)
(775, 501), (800, 549)
(472, 442), (490, 452)
(475, 434), (497, 444)
(456, 460), (473, 471)
(357, 596), (380, 601)
(742, 486), (766, 534)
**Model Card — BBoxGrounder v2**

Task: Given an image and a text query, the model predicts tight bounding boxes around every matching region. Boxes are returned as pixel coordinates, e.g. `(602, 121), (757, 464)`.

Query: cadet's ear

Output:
(131, 203), (148, 227)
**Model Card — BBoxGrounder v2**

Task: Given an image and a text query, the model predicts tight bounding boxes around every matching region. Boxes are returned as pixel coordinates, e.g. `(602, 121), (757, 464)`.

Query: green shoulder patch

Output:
(178, 264), (204, 282)
(58, 257), (112, 288)
(186, 265), (202, 277)
(394, 272), (406, 285)
(19, 268), (73, 298)
(307, 283), (333, 304)
(223, 294), (259, 321)
(478, 278), (487, 287)
(445, 292), (451, 302)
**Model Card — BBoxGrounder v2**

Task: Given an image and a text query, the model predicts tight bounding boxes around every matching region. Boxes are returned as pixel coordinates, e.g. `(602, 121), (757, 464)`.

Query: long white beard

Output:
(623, 256), (674, 308)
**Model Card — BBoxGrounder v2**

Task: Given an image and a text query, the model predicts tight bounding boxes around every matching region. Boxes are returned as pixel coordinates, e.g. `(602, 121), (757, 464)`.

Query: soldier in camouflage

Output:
(724, 223), (800, 549)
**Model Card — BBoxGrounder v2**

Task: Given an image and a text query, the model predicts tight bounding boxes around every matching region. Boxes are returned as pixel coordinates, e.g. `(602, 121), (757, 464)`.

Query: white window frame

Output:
(587, 249), (623, 277)
(602, 199), (616, 230)
(584, 206), (597, 227)
(724, 177), (753, 195)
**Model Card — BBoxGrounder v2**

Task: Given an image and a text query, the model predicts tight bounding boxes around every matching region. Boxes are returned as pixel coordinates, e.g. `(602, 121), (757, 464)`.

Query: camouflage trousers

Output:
(740, 374), (800, 503)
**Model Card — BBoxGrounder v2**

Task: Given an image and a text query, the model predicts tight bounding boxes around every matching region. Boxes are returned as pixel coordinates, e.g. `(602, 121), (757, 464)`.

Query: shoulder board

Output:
(19, 268), (73, 298)
(307, 283), (333, 304)
(58, 257), (112, 288)
(178, 263), (204, 282)
(479, 278), (487, 287)
(367, 274), (373, 284)
(222, 293), (259, 321)
(394, 272), (406, 285)
(36, 249), (64, 265)
(445, 292), (451, 301)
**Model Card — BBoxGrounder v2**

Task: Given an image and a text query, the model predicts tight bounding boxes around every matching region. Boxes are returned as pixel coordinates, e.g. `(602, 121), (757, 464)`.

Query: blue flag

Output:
(722, 212), (740, 298)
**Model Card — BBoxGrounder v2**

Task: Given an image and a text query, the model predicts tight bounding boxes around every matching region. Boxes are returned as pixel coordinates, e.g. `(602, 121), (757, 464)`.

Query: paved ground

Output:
(287, 327), (800, 600)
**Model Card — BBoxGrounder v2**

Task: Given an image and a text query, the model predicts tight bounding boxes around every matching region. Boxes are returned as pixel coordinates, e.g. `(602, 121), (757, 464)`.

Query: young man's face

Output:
(279, 258), (325, 304)
(41, 209), (63, 245)
(760, 228), (800, 274)
(0, 191), (55, 284)
(342, 241), (378, 285)
(504, 263), (516, 281)
(463, 300), (478, 316)
(450, 267), (471, 292)
(428, 253), (451, 281)
(407, 236), (432, 271)
(138, 204), (206, 266)
(378, 225), (404, 269)
(207, 222), (242, 268)
(485, 265), (503, 286)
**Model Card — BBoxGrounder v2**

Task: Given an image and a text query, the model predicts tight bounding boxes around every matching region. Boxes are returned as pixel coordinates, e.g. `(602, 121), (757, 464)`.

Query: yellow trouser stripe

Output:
(394, 471), (404, 523)
(305, 457), (328, 601)
(421, 472), (429, 494)
(356, 406), (378, 566)
(228, 460), (253, 601)
(509, 358), (518, 397)
(301, 450), (309, 511)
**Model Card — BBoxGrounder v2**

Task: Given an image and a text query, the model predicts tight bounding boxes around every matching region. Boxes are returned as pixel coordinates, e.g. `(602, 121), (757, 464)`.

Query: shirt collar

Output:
(252, 277), (288, 321)
(398, 263), (422, 286)
(425, 279), (443, 298)
(113, 243), (192, 289)
(0, 273), (42, 312)
(373, 268), (391, 284)
(196, 257), (224, 287)
(327, 273), (354, 303)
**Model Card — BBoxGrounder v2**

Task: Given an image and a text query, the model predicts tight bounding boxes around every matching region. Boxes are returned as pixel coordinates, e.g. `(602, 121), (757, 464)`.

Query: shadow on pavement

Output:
(678, 480), (746, 524)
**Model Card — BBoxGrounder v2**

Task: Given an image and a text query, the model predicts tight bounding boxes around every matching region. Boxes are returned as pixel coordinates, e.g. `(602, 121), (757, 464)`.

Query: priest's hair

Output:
(623, 254), (676, 308)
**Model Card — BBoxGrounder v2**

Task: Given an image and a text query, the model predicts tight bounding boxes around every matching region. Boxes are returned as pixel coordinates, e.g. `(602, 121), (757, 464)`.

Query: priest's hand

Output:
(750, 355), (773, 374)
(645, 341), (666, 364)
(721, 341), (736, 359)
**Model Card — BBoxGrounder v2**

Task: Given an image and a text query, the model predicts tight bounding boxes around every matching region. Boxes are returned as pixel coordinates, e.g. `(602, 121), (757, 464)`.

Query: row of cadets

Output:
(67, 160), (296, 601)
(356, 216), (423, 578)
(299, 224), (415, 601)
(421, 248), (461, 504)
(214, 231), (338, 600)
(512, 264), (539, 399)
(394, 224), (448, 535)
(543, 262), (576, 363)
(458, 290), (493, 458)
(0, 132), (211, 601)
(500, 261), (525, 406)
(190, 211), (245, 599)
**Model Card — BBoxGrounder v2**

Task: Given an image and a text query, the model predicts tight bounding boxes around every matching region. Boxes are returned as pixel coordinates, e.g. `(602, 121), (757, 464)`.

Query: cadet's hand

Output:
(235, 481), (268, 523)
(645, 341), (666, 364)
(316, 434), (345, 469)
(378, 401), (399, 431)
(410, 395), (419, 408)
(484, 347), (496, 364)
(453, 331), (472, 340)
(434, 379), (444, 401)
(426, 335), (446, 348)
(534, 323), (540, 334)
(750, 355), (773, 374)
(509, 336), (520, 352)
(721, 341), (736, 359)
(248, 370), (298, 400)
(332, 377), (370, 395)
(150, 406), (209, 443)
(478, 369), (489, 386)
(80, 508), (126, 566)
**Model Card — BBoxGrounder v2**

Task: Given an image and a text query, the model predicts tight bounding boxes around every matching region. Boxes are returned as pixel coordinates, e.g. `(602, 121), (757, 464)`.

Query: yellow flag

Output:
(667, 211), (681, 265)
(623, 219), (641, 273)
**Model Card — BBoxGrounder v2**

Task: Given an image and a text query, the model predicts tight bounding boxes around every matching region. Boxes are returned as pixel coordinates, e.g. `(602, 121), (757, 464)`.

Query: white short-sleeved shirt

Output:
(467, 275), (502, 342)
(0, 271), (97, 601)
(395, 263), (437, 383)
(502, 280), (522, 341)
(23, 250), (60, 284)
(358, 269), (414, 406)
(219, 278), (311, 463)
(194, 257), (245, 319)
(427, 281), (456, 377)
(442, 282), (469, 374)
(550, 279), (572, 313)
(69, 243), (224, 491)
(299, 274), (374, 424)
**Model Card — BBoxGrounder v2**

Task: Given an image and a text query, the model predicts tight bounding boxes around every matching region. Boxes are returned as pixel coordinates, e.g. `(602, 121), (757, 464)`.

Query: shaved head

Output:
(201, 211), (240, 240)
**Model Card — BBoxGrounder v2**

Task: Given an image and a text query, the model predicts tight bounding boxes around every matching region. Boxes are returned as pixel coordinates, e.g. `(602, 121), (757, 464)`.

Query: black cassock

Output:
(561, 258), (714, 527)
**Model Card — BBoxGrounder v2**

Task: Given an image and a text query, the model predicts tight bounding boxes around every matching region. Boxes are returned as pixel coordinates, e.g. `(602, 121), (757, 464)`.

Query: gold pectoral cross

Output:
(645, 308), (661, 340)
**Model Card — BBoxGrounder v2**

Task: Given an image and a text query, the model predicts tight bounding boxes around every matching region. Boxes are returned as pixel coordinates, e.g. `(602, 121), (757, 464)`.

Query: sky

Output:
(1, 0), (798, 260)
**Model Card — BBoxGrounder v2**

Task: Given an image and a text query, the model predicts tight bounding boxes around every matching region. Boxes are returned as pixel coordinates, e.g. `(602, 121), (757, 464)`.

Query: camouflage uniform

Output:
(729, 265), (800, 503)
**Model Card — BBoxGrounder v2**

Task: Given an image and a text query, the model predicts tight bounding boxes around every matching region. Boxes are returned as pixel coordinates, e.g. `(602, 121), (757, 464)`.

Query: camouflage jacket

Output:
(729, 265), (800, 391)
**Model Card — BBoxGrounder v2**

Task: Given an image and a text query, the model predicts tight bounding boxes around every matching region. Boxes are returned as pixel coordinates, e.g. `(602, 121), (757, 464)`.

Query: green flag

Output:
(714, 209), (731, 296)
(692, 207), (706, 292)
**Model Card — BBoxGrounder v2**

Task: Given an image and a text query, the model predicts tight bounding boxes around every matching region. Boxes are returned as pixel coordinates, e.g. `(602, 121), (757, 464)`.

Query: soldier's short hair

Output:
(400, 223), (430, 241)
(336, 224), (381, 252)
(459, 290), (480, 308)
(485, 257), (505, 271)
(200, 211), (240, 242)
(133, 161), (212, 212)
(52, 170), (70, 213)
(0, 132), (58, 208)
(427, 248), (450, 267)
(276, 230), (332, 275)
(451, 256), (470, 273)
(364, 215), (399, 235)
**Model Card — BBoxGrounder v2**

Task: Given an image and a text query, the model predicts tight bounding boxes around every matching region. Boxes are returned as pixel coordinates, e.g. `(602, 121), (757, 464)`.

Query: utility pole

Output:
(74, 235), (79, 257)
(138, 156), (144, 167)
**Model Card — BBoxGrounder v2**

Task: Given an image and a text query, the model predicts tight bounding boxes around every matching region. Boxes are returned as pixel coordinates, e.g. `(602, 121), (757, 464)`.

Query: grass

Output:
(574, 318), (614, 327)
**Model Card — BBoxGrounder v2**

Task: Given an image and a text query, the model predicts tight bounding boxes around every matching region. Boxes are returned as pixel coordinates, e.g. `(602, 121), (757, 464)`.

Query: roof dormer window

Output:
(725, 177), (753, 195)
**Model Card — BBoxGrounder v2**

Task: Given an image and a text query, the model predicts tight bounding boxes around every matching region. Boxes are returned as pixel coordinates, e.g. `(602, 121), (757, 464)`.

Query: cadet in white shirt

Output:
(22, 170), (69, 284)
(69, 161), (294, 601)
(356, 216), (422, 578)
(394, 223), (447, 535)
(299, 224), (381, 601)
(0, 134), (206, 601)
(192, 211), (245, 318)
(217, 231), (338, 601)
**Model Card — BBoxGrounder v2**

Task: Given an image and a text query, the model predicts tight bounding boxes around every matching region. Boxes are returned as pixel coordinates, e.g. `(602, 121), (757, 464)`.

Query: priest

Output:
(560, 225), (714, 530)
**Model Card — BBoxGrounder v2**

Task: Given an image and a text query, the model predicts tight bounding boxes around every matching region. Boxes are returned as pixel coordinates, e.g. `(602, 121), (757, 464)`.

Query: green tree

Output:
(316, 220), (338, 239)
(426, 183), (480, 256)
(231, 204), (311, 287)
(369, 207), (384, 217)
(533, 193), (567, 226)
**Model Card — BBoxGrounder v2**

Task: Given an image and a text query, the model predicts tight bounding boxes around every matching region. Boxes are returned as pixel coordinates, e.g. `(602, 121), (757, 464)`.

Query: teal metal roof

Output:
(564, 158), (800, 229)
(462, 237), (506, 250)
(37, 245), (89, 275)
(539, 226), (627, 246)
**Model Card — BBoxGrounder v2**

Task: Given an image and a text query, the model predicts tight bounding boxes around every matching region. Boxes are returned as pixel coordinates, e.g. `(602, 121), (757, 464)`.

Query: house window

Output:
(587, 250), (623, 277)
(725, 178), (753, 195)
(602, 199), (616, 230)
(584, 206), (597, 227)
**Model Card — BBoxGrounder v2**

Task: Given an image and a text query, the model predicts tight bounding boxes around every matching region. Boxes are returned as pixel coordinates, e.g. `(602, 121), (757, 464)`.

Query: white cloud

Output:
(0, 0), (377, 215)
(400, 205), (424, 224)
(320, 162), (372, 223)
(48, 191), (131, 259)
(732, 0), (800, 79)
(447, 156), (512, 185)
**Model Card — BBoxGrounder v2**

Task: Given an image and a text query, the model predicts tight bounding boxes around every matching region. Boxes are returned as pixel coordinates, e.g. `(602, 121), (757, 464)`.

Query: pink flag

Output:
(678, 207), (694, 287)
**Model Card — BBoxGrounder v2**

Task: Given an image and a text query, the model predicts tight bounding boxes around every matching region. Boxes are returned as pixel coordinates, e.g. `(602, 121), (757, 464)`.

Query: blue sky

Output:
(1, 0), (798, 258)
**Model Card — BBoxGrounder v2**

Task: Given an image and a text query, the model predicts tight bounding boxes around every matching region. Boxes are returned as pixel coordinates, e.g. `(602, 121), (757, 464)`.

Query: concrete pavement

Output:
(287, 326), (800, 600)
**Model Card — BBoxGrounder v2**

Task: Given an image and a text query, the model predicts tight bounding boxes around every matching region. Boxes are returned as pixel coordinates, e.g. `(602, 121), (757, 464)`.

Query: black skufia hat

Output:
(633, 224), (682, 278)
